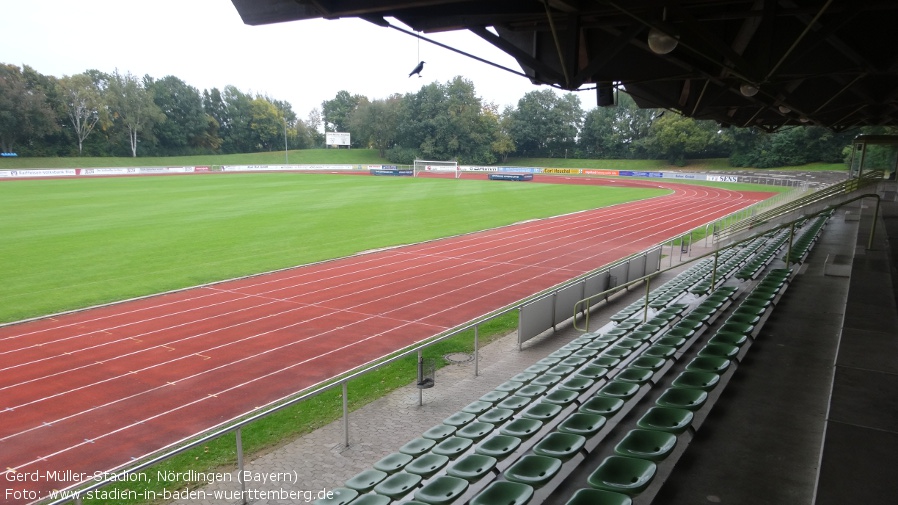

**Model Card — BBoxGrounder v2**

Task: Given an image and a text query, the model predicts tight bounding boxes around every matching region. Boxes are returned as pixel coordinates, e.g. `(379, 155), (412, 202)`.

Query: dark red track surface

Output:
(0, 176), (772, 502)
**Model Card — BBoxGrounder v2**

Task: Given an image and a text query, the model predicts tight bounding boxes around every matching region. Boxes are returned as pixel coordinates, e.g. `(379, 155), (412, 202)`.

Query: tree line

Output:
(2, 62), (889, 165)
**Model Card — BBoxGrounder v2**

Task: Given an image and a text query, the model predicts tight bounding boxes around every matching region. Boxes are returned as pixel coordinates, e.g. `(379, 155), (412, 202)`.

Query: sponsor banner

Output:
(489, 173), (533, 181)
(79, 168), (138, 176)
(221, 164), (356, 172)
(498, 166), (542, 173)
(0, 169), (78, 178)
(194, 166), (211, 172)
(370, 168), (413, 176)
(543, 168), (582, 175)
(619, 170), (663, 178)
(706, 174), (739, 183)
(583, 169), (619, 176)
(325, 132), (350, 146)
(461, 166), (499, 172)
(663, 172), (707, 180)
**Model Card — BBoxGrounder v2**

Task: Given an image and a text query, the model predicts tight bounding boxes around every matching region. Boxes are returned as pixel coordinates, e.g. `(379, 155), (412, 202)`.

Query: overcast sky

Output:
(2, 0), (586, 120)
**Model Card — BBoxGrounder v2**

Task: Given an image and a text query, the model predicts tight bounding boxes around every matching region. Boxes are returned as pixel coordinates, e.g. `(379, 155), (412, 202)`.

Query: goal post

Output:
(413, 159), (460, 178)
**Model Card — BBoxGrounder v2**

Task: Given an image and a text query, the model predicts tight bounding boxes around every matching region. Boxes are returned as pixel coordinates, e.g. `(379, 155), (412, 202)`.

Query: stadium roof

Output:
(230, 1), (898, 132)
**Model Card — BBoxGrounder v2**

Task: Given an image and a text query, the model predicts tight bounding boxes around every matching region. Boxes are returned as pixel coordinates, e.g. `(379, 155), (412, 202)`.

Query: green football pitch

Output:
(0, 173), (667, 323)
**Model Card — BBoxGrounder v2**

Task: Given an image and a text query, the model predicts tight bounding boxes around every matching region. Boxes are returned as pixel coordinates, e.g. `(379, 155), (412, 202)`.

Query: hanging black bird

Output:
(408, 61), (425, 78)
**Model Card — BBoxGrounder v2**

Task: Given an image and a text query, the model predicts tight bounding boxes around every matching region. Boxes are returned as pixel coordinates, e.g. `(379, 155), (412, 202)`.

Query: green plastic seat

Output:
(560, 376), (595, 392)
(637, 323), (661, 334)
(671, 371), (720, 391)
(314, 487), (358, 505)
(504, 454), (563, 487)
(374, 472), (421, 499)
(462, 401), (493, 415)
(447, 453), (497, 481)
(636, 407), (694, 434)
(596, 380), (640, 400)
(399, 438), (436, 457)
(469, 481), (534, 505)
(546, 364), (576, 376)
(548, 349), (573, 359)
(709, 331), (748, 347)
(478, 408), (514, 424)
(592, 356), (621, 367)
(523, 364), (551, 375)
(521, 401), (563, 421)
(587, 455), (657, 495)
(480, 390), (509, 403)
(654, 336), (686, 348)
(614, 368), (653, 384)
(514, 384), (548, 397)
(475, 434), (522, 459)
(348, 494), (390, 505)
(580, 396), (625, 416)
(564, 488), (632, 505)
(663, 326), (696, 340)
(345, 469), (387, 492)
(559, 356), (588, 367)
(544, 388), (580, 405)
(510, 372), (538, 384)
(558, 413), (607, 436)
(531, 375), (562, 387)
(560, 342), (584, 351)
(584, 340), (610, 351)
(497, 395), (533, 411)
(576, 365), (609, 379)
(422, 424), (457, 441)
(604, 346), (633, 358)
(456, 421), (494, 440)
(733, 304), (767, 318)
(686, 356), (731, 374)
(655, 387), (708, 411)
(698, 343), (739, 359)
(614, 429), (678, 461)
(718, 321), (755, 336)
(629, 356), (666, 371)
(615, 338), (643, 349)
(373, 452), (413, 474)
(500, 418), (543, 439)
(727, 313), (761, 326)
(533, 432), (586, 460)
(535, 357), (561, 366)
(643, 345), (676, 359)
(413, 475), (469, 505)
(572, 348), (600, 359)
(443, 411), (476, 427)
(405, 453), (450, 478)
(495, 380), (525, 392)
(432, 436), (474, 458)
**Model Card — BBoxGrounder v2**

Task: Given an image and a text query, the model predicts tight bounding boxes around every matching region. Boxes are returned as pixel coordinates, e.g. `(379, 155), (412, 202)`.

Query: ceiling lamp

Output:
(648, 27), (679, 54)
(778, 105), (791, 114)
(740, 83), (759, 97)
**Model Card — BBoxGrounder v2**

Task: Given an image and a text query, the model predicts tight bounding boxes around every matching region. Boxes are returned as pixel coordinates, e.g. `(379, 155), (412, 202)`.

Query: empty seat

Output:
(629, 356), (666, 371)
(345, 469), (387, 493)
(475, 433), (521, 459)
(373, 452), (413, 474)
(627, 330), (655, 341)
(510, 372), (538, 384)
(709, 331), (748, 347)
(531, 375), (562, 387)
(500, 418), (543, 439)
(533, 432), (587, 460)
(314, 488), (358, 505)
(654, 336), (686, 349)
(399, 438), (436, 457)
(614, 429), (678, 461)
(374, 472), (421, 499)
(443, 412), (476, 427)
(504, 454), (563, 487)
(576, 365), (609, 379)
(560, 376), (595, 392)
(655, 388), (707, 411)
(698, 343), (739, 359)
(615, 338), (643, 349)
(559, 356), (588, 367)
(462, 401), (493, 415)
(469, 481), (534, 505)
(479, 390), (509, 403)
(671, 371), (720, 391)
(413, 475), (469, 505)
(447, 453), (496, 481)
(685, 356), (732, 374)
(497, 395), (533, 411)
(564, 488), (632, 505)
(456, 421), (494, 440)
(614, 368), (653, 384)
(580, 396), (625, 416)
(422, 424), (457, 441)
(516, 384), (549, 397)
(432, 436), (473, 458)
(592, 356), (621, 367)
(406, 453), (450, 478)
(558, 413), (607, 437)
(643, 345), (676, 359)
(546, 364), (577, 376)
(587, 455), (657, 495)
(544, 388), (580, 405)
(636, 407), (694, 434)
(478, 408), (515, 424)
(521, 401), (564, 421)
(348, 494), (390, 505)
(495, 380), (525, 392)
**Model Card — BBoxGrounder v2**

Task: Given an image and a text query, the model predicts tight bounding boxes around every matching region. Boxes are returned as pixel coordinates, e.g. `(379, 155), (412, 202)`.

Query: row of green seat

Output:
(734, 229), (789, 280)
(784, 214), (830, 263)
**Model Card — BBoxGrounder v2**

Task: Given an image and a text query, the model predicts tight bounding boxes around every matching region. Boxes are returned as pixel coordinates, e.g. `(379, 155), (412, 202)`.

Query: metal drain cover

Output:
(444, 352), (473, 364)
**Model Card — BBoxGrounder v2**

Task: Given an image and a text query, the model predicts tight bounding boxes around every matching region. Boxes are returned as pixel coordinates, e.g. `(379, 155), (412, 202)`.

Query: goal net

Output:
(413, 159), (460, 178)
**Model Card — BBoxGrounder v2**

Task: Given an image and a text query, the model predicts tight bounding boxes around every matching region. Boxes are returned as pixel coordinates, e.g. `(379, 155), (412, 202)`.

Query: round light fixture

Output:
(778, 105), (791, 114)
(740, 83), (759, 97)
(648, 27), (679, 55)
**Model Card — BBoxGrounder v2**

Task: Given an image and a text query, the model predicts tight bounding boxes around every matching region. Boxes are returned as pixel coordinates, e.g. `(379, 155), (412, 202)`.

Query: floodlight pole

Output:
(284, 118), (289, 165)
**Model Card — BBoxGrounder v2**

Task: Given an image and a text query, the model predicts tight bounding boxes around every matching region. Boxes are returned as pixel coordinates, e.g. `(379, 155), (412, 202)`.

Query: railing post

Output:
(711, 250), (719, 289)
(643, 277), (651, 322)
(343, 381), (349, 447)
(236, 428), (246, 505)
(473, 324), (479, 377)
(417, 350), (424, 406)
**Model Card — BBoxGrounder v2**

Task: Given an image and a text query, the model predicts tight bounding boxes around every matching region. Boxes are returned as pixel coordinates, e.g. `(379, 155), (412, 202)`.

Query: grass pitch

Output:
(0, 173), (666, 323)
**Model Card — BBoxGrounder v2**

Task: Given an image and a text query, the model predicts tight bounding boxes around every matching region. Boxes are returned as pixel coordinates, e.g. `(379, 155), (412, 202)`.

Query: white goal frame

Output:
(413, 159), (460, 178)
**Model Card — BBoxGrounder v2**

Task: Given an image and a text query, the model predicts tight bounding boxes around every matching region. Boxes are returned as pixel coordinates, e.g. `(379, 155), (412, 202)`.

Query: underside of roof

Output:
(231, 0), (898, 131)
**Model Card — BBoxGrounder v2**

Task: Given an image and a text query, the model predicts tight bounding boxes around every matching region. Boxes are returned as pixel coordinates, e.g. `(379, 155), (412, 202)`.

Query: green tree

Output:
(149, 75), (209, 154)
(250, 97), (284, 151)
(350, 95), (401, 157)
(57, 73), (107, 155)
(508, 89), (583, 157)
(0, 64), (58, 154)
(107, 70), (164, 157)
(322, 90), (366, 134)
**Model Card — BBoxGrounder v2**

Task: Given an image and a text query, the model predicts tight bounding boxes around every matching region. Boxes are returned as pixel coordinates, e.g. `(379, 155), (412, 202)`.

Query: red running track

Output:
(0, 177), (772, 502)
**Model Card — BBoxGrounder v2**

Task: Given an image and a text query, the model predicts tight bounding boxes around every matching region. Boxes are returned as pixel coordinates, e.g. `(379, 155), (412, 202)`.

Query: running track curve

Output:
(0, 176), (773, 501)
